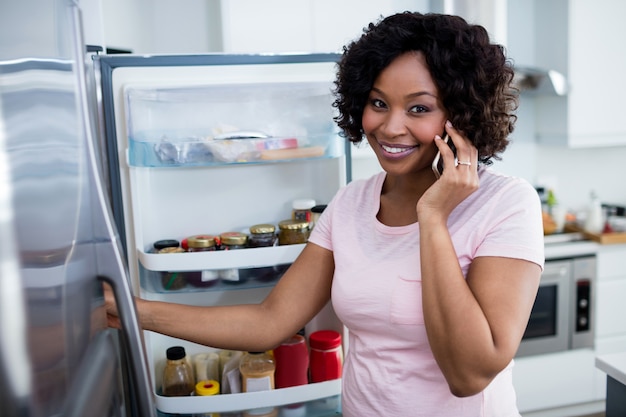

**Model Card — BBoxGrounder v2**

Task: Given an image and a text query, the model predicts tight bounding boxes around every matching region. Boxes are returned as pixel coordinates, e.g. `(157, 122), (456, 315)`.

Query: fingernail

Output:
(446, 120), (452, 128)
(435, 134), (442, 140)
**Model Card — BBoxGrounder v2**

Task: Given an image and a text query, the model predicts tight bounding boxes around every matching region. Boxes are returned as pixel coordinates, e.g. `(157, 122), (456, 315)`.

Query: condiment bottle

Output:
(309, 330), (343, 383)
(219, 232), (248, 284)
(194, 352), (220, 383)
(239, 351), (275, 392)
(584, 191), (604, 234)
(239, 352), (277, 417)
(277, 219), (310, 245)
(162, 346), (195, 397)
(158, 247), (187, 291)
(193, 380), (220, 417)
(153, 239), (180, 253)
(273, 334), (309, 389)
(309, 205), (327, 229)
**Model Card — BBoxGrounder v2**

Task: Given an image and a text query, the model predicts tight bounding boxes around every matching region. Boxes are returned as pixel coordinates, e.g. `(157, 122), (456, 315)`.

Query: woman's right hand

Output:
(103, 282), (122, 329)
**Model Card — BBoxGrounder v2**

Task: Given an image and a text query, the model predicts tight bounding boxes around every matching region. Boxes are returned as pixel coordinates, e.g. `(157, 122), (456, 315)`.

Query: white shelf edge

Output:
(138, 244), (305, 271)
(154, 379), (341, 414)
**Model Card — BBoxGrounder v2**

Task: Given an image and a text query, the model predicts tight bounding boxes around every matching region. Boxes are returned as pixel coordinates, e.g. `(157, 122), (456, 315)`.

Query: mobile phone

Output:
(431, 134), (456, 179)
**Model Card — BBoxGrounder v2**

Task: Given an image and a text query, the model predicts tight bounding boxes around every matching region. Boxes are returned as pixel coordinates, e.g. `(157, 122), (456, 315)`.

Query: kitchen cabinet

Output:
(593, 244), (626, 401)
(533, 0), (626, 147)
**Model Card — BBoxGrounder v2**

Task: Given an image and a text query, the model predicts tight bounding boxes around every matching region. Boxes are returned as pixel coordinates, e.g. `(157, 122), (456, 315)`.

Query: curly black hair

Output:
(333, 11), (518, 164)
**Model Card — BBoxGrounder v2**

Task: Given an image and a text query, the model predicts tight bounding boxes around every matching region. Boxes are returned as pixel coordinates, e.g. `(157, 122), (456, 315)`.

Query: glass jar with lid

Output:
(185, 235), (219, 288)
(158, 246), (187, 291)
(186, 234), (217, 252)
(278, 219), (310, 245)
(244, 223), (278, 282)
(219, 232), (248, 284)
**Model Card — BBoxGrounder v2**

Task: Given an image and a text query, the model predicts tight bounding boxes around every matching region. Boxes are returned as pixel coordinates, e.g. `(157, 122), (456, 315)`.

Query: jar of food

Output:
(292, 199), (316, 222)
(309, 330), (343, 383)
(247, 224), (276, 248)
(240, 351), (275, 417)
(153, 239), (180, 253)
(219, 232), (248, 284)
(162, 346), (194, 397)
(187, 235), (218, 252)
(185, 235), (219, 288)
(158, 247), (187, 291)
(310, 205), (327, 230)
(243, 224), (278, 282)
(278, 219), (310, 245)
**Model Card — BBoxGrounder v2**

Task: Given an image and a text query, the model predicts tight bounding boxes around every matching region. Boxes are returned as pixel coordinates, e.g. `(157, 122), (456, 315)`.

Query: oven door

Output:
(516, 260), (571, 357)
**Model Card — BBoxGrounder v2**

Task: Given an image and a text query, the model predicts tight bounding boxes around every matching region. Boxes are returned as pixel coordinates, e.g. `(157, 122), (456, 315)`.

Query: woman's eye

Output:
(370, 98), (386, 109)
(409, 105), (428, 113)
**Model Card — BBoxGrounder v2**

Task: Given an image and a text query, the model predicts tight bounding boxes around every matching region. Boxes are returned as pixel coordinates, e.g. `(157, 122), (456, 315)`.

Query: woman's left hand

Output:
(417, 120), (479, 223)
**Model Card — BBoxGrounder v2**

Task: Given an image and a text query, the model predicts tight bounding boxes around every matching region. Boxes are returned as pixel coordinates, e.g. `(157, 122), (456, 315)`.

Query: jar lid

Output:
(309, 330), (342, 350)
(195, 380), (220, 396)
(292, 198), (316, 210)
(249, 223), (276, 234)
(278, 219), (309, 230)
(158, 247), (185, 254)
(166, 346), (186, 360)
(153, 239), (180, 250)
(186, 235), (216, 248)
(220, 232), (248, 246)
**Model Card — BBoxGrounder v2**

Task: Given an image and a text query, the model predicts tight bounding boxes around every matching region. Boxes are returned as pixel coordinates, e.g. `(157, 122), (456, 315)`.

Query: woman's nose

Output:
(381, 111), (407, 137)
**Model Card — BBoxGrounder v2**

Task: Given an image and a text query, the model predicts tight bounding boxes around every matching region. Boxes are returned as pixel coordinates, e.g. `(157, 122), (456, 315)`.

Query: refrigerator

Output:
(0, 1), (154, 416)
(93, 52), (349, 416)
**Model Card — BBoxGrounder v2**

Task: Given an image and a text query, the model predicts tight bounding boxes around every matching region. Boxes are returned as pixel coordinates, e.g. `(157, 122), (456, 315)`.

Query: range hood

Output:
(513, 66), (568, 96)
(429, 0), (568, 96)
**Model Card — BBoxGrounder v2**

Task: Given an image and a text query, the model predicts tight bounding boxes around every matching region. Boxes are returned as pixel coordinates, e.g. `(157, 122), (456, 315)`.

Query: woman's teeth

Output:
(382, 144), (414, 154)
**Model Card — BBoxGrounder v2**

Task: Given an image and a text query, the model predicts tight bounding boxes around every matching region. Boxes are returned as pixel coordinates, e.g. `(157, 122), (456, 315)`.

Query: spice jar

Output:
(309, 330), (343, 383)
(219, 232), (248, 284)
(310, 205), (327, 230)
(244, 224), (278, 282)
(277, 219), (310, 245)
(158, 246), (187, 291)
(185, 235), (219, 288)
(162, 346), (195, 397)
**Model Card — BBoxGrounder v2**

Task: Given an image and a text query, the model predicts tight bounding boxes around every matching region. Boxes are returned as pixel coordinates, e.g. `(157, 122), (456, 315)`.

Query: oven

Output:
(516, 253), (596, 357)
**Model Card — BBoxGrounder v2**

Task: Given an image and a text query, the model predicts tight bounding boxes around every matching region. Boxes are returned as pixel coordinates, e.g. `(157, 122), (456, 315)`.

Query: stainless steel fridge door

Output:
(0, 1), (155, 416)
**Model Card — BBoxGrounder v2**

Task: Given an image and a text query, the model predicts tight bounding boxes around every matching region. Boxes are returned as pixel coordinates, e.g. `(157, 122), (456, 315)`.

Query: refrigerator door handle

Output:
(99, 275), (156, 417)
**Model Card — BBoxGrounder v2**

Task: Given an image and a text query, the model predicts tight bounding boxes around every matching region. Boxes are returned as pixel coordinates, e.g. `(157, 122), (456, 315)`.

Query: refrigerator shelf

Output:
(153, 379), (341, 414)
(138, 244), (304, 271)
(127, 134), (342, 168)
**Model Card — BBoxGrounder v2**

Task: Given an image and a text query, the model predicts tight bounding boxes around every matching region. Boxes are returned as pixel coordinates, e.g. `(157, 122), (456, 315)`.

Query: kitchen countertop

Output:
(544, 234), (599, 260)
(596, 352), (626, 386)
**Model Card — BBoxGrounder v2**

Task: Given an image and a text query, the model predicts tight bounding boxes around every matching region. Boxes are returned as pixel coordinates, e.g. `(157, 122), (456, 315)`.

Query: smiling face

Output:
(362, 51), (447, 179)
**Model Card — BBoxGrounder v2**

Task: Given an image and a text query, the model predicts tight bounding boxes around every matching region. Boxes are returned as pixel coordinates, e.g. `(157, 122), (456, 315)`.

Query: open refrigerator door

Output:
(95, 53), (348, 416)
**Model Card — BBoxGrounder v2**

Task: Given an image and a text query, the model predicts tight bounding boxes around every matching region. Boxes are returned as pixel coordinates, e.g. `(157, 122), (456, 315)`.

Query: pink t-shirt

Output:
(308, 167), (545, 417)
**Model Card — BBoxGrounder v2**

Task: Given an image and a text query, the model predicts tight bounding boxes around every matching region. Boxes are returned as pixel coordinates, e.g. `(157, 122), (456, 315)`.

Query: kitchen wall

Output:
(82, 0), (626, 214)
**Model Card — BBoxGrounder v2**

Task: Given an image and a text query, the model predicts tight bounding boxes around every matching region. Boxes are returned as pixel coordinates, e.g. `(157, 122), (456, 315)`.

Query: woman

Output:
(106, 12), (544, 416)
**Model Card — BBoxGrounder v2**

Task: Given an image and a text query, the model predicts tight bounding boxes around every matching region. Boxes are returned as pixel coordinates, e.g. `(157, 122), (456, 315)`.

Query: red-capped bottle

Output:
(308, 330), (343, 383)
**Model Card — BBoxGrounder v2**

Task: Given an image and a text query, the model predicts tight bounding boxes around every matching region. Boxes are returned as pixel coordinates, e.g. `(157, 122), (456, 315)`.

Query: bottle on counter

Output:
(162, 346), (195, 397)
(584, 191), (604, 234)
